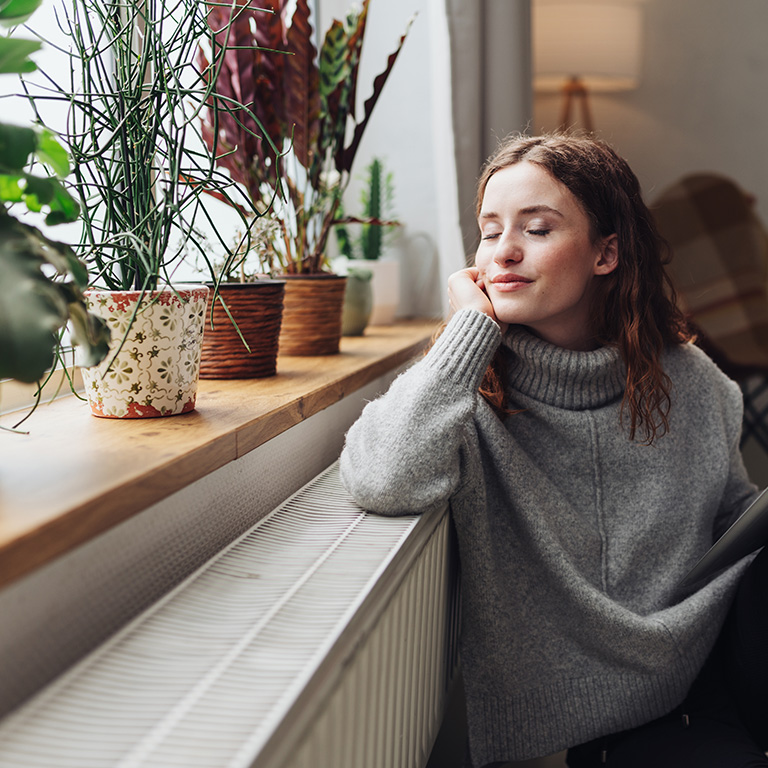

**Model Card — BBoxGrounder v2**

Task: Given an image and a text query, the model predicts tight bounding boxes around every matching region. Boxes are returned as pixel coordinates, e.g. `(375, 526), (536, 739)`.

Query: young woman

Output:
(339, 134), (766, 767)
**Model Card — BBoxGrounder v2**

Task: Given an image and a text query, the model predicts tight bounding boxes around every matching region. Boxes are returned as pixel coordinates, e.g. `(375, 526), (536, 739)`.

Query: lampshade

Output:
(533, 1), (643, 92)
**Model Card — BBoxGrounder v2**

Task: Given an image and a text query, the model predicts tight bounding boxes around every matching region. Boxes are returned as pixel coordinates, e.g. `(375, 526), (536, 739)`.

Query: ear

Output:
(594, 234), (619, 276)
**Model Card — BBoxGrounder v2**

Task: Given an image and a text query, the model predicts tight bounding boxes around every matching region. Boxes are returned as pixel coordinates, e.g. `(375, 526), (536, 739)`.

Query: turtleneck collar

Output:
(501, 325), (626, 410)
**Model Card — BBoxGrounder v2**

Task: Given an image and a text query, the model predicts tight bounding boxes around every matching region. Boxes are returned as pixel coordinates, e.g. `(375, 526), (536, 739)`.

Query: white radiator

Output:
(0, 463), (460, 768)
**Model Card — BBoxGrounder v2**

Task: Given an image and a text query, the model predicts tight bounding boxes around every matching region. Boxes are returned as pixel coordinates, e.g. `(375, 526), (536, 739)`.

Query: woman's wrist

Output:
(425, 309), (501, 390)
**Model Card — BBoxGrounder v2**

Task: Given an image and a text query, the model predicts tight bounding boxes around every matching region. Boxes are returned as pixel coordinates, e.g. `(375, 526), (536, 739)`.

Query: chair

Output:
(652, 173), (768, 451)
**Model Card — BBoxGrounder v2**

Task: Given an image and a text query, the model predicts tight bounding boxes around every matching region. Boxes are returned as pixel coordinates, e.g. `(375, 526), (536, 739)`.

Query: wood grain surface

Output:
(0, 319), (439, 588)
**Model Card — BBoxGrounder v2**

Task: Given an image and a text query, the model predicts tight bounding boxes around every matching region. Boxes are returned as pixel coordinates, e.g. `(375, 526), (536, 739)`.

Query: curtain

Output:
(443, 0), (533, 264)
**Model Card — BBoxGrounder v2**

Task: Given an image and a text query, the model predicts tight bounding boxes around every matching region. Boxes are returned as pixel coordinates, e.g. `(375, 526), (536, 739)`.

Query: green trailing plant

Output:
(335, 156), (400, 261)
(200, 0), (414, 274)
(23, 0), (265, 293)
(0, 0), (42, 74)
(0, 0), (110, 395)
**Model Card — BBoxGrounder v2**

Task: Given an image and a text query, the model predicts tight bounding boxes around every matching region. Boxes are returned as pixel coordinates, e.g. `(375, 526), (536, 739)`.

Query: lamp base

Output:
(559, 76), (594, 133)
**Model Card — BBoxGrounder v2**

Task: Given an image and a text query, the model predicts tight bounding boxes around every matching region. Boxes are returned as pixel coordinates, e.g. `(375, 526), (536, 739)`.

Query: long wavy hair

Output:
(475, 134), (693, 444)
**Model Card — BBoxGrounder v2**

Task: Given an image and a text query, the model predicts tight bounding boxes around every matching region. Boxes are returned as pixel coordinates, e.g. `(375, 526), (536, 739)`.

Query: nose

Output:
(493, 231), (523, 265)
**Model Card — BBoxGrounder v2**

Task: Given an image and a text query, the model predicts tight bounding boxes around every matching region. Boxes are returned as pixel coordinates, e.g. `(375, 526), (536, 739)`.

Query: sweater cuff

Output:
(423, 309), (501, 390)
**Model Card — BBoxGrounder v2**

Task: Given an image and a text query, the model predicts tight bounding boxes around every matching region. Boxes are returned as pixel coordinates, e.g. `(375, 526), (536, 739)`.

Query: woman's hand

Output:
(447, 267), (507, 332)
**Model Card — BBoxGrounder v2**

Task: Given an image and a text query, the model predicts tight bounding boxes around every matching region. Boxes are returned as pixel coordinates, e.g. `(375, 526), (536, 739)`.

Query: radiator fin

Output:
(0, 463), (458, 768)
(286, 510), (455, 768)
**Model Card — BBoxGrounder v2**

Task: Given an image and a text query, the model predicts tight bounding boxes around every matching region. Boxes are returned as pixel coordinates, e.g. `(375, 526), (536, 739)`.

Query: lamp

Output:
(533, 1), (643, 132)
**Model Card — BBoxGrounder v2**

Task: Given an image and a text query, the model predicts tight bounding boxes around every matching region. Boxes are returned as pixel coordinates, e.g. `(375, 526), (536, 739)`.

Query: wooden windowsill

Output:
(0, 319), (439, 589)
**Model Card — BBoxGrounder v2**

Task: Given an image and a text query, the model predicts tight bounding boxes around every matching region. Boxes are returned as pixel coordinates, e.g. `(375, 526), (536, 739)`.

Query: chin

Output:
(488, 305), (529, 328)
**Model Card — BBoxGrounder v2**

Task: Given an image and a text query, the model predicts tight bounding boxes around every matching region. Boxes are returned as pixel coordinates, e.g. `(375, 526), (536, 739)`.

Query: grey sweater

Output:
(340, 309), (759, 764)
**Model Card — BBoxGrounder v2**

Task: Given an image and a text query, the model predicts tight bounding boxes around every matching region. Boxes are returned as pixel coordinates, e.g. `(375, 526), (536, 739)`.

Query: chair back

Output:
(652, 173), (768, 373)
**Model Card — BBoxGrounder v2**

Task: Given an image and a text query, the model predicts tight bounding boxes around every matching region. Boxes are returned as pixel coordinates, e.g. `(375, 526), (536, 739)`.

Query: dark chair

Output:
(652, 173), (768, 452)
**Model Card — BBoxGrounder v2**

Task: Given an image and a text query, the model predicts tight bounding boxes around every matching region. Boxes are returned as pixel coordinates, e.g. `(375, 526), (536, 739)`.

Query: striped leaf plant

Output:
(200, 0), (414, 275)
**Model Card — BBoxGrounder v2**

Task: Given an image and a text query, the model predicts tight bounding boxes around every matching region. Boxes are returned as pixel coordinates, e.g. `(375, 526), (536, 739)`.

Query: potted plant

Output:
(24, 0), (266, 416)
(339, 264), (373, 337)
(200, 0), (413, 354)
(197, 224), (286, 379)
(0, 0), (110, 428)
(335, 156), (402, 326)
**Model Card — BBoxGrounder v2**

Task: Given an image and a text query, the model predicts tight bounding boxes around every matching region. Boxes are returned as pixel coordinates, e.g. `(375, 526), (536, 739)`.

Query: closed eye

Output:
(527, 228), (550, 236)
(481, 232), (501, 240)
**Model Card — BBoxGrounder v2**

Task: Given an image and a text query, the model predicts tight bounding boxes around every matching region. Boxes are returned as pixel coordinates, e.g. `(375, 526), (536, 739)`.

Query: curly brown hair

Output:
(476, 134), (693, 444)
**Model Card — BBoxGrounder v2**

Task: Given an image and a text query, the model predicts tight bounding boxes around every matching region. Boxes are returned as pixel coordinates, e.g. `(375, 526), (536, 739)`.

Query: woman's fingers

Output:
(448, 268), (495, 318)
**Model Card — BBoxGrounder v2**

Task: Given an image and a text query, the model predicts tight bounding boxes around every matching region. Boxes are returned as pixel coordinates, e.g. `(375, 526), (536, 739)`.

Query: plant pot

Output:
(347, 258), (400, 325)
(200, 280), (285, 378)
(80, 285), (209, 418)
(341, 267), (373, 336)
(278, 274), (347, 355)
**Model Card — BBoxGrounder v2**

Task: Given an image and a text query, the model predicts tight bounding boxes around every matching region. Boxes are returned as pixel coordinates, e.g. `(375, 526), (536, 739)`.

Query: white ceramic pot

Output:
(347, 258), (400, 325)
(80, 285), (209, 418)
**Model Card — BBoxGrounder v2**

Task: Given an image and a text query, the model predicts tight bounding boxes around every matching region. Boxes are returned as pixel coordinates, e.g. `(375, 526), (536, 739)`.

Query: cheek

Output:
(474, 246), (493, 276)
(544, 245), (595, 282)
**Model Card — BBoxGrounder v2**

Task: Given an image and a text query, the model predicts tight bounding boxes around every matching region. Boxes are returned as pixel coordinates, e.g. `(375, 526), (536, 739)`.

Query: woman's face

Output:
(475, 161), (617, 350)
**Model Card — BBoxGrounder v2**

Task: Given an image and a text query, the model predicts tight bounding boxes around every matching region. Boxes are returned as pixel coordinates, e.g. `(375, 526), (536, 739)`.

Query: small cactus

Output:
(361, 158), (383, 260)
(334, 157), (399, 261)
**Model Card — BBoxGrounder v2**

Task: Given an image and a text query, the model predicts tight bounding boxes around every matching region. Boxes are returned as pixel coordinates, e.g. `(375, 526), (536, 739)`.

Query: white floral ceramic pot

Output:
(80, 285), (209, 419)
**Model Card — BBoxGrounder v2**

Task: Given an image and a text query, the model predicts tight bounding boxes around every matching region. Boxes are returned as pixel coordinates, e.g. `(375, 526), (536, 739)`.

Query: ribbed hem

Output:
(502, 326), (626, 410)
(424, 309), (501, 391)
(467, 654), (705, 764)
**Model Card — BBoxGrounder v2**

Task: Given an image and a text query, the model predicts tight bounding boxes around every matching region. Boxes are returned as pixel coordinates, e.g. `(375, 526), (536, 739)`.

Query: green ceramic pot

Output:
(341, 267), (373, 336)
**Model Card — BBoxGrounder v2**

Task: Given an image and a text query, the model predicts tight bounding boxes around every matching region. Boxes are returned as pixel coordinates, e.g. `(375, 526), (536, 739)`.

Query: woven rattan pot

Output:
(200, 280), (285, 379)
(278, 273), (347, 355)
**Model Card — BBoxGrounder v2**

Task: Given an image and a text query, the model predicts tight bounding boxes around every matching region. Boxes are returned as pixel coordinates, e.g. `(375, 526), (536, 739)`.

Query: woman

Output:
(339, 134), (766, 767)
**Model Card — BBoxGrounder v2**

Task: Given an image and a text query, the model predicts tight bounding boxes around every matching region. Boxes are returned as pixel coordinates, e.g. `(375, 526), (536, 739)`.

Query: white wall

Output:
(533, 0), (768, 225)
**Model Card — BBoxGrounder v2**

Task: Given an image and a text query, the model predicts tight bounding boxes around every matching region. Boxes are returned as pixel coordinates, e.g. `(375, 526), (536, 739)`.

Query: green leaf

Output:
(0, 211), (109, 383)
(0, 36), (40, 73)
(0, 122), (36, 171)
(65, 292), (111, 368)
(29, 176), (80, 224)
(0, 0), (44, 26)
(0, 172), (80, 223)
(0, 124), (79, 222)
(36, 129), (70, 176)
(0, 217), (67, 382)
(0, 172), (24, 202)
(22, 174), (55, 204)
(339, 15), (415, 174)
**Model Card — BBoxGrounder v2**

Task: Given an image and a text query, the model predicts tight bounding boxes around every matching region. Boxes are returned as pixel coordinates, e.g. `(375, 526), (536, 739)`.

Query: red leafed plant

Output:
(200, 0), (413, 274)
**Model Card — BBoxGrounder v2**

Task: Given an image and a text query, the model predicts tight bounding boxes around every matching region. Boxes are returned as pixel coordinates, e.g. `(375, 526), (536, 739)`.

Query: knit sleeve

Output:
(339, 309), (501, 516)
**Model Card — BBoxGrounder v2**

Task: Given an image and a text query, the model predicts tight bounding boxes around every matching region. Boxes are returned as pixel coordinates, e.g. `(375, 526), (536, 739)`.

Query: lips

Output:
(490, 273), (533, 291)
(491, 273), (532, 284)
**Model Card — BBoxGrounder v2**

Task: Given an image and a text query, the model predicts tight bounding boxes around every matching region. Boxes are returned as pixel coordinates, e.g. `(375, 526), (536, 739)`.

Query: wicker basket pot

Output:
(200, 280), (285, 379)
(278, 273), (347, 355)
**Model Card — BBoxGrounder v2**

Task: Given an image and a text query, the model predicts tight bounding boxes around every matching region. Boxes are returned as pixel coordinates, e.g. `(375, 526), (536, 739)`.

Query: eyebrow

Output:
(479, 204), (564, 220)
